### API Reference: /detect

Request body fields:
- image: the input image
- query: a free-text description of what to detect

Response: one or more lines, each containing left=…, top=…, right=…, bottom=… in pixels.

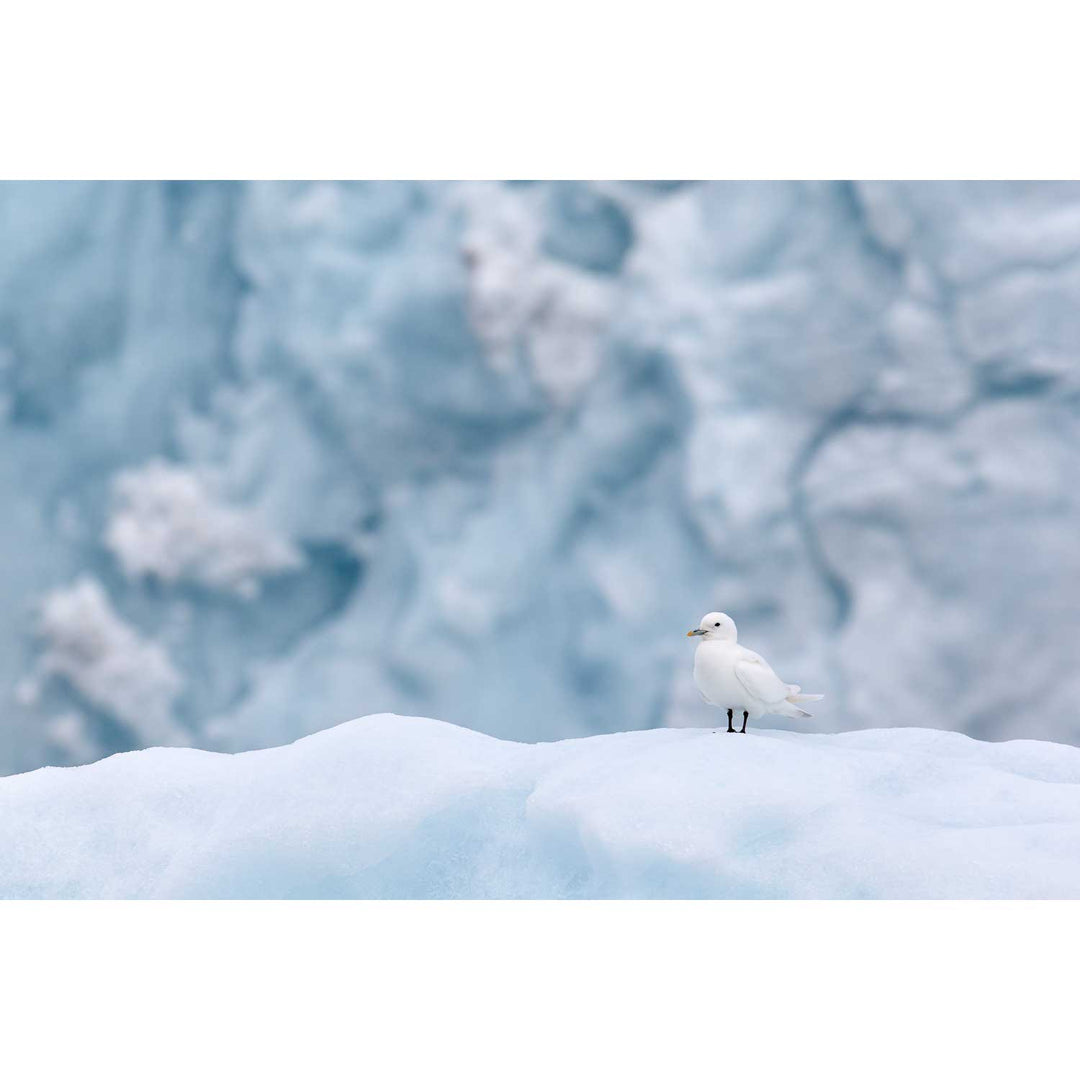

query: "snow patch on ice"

left=29, top=577, right=188, bottom=748
left=105, top=460, right=303, bottom=598
left=458, top=182, right=614, bottom=403
left=44, top=711, right=100, bottom=765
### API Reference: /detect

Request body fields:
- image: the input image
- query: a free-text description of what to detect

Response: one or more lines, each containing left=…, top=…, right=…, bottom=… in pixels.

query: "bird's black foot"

left=726, top=708, right=735, bottom=733
left=741, top=711, right=749, bottom=734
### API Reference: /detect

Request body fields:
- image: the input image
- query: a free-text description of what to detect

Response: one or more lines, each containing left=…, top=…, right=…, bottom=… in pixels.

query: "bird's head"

left=687, top=612, right=737, bottom=642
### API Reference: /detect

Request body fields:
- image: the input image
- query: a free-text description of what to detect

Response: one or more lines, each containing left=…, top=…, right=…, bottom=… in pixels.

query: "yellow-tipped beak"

left=687, top=630, right=694, bottom=636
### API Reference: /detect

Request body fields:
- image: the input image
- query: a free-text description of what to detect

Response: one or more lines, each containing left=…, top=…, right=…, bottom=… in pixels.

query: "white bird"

left=687, top=612, right=823, bottom=733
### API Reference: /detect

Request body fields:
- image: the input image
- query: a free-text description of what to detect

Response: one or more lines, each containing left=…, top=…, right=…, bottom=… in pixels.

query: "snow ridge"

left=2, top=714, right=1079, bottom=900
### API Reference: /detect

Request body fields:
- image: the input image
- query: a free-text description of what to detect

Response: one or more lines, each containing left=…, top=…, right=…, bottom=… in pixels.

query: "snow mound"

left=2, top=714, right=1079, bottom=899
left=21, top=577, right=188, bottom=749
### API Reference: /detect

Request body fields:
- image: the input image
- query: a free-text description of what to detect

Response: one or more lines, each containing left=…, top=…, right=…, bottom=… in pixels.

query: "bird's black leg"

left=741, top=711, right=749, bottom=734
left=726, top=708, right=735, bottom=734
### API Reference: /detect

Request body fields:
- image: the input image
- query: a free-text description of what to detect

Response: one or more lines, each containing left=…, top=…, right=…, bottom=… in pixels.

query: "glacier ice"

left=2, top=714, right=1079, bottom=900
left=1, top=180, right=1080, bottom=773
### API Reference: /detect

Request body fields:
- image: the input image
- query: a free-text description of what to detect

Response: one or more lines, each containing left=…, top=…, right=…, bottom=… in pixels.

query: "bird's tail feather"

left=779, top=690, right=823, bottom=720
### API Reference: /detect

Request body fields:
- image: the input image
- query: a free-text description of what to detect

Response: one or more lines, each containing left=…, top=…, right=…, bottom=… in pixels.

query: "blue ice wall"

left=2, top=181, right=1079, bottom=772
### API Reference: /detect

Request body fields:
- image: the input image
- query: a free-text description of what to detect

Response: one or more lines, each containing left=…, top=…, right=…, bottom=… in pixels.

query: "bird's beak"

left=687, top=629, right=705, bottom=636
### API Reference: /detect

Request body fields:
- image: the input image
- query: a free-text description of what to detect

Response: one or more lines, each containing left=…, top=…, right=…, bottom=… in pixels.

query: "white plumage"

left=687, top=612, right=822, bottom=733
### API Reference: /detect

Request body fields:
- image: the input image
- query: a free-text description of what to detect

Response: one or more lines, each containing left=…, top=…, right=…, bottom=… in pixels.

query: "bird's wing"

left=733, top=648, right=790, bottom=705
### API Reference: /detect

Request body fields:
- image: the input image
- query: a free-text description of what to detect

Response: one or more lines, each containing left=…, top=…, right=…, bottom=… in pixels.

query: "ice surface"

left=2, top=180, right=1080, bottom=773
left=2, top=713, right=1079, bottom=900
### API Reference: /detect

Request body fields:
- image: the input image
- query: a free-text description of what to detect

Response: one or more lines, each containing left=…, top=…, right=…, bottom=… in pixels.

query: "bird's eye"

left=714, top=622, right=720, bottom=627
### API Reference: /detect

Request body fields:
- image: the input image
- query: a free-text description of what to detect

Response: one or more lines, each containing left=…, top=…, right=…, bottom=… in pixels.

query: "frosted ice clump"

left=105, top=459, right=302, bottom=598
left=27, top=577, right=188, bottom=748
